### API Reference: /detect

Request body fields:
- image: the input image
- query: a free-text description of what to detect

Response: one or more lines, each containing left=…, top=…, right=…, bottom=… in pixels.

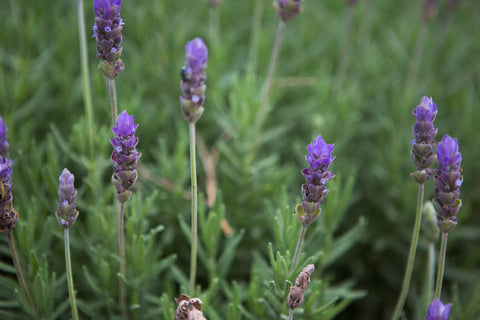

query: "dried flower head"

left=110, top=110, right=141, bottom=203
left=274, top=0, right=304, bottom=22
left=175, top=294, right=207, bottom=320
left=56, top=168, right=79, bottom=229
left=411, top=96, right=438, bottom=184
left=288, top=264, right=315, bottom=310
left=296, top=135, right=335, bottom=226
left=425, top=298, right=452, bottom=320
left=180, top=38, right=208, bottom=123
left=423, top=0, right=439, bottom=23
left=433, top=134, right=462, bottom=233
left=0, top=158, right=17, bottom=233
left=93, top=0, right=125, bottom=79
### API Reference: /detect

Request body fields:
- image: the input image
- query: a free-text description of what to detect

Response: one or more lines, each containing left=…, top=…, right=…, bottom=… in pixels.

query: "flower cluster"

left=0, top=118, right=17, bottom=233
left=274, top=0, right=304, bottom=22
left=180, top=38, right=208, bottom=124
left=174, top=294, right=206, bottom=320
left=425, top=299, right=452, bottom=320
left=411, top=96, right=438, bottom=184
left=296, top=135, right=335, bottom=226
left=93, top=0, right=125, bottom=79
left=433, top=134, right=462, bottom=233
left=56, top=169, right=79, bottom=229
left=288, top=264, right=315, bottom=310
left=110, top=110, right=141, bottom=203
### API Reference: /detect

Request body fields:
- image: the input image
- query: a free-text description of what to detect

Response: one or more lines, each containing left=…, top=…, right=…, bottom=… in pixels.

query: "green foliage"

left=0, top=0, right=479, bottom=319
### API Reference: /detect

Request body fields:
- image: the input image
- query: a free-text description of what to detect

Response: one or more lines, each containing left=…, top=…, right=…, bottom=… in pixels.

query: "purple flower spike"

left=93, top=0, right=125, bottom=79
left=0, top=118, right=17, bottom=234
left=425, top=299, right=452, bottom=320
left=56, top=169, right=79, bottom=229
left=180, top=38, right=208, bottom=123
left=110, top=110, right=141, bottom=203
left=0, top=117, right=9, bottom=159
left=411, top=96, right=438, bottom=184
left=274, top=0, right=304, bottom=22
left=433, top=134, right=462, bottom=233
left=296, top=135, right=335, bottom=226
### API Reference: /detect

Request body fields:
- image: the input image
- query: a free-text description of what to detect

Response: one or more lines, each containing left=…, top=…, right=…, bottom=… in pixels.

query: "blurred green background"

left=1, top=0, right=479, bottom=319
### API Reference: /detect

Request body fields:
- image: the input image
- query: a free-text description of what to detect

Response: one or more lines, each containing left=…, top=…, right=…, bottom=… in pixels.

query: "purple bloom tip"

left=94, top=0, right=121, bottom=15
left=414, top=96, right=438, bottom=123
left=185, top=38, right=208, bottom=71
left=425, top=299, right=452, bottom=320
left=0, top=117, right=9, bottom=159
left=437, top=134, right=462, bottom=170
left=112, top=110, right=139, bottom=137
left=305, top=135, right=335, bottom=171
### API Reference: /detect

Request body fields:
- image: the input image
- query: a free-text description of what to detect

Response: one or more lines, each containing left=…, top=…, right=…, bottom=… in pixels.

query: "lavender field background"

left=1, top=0, right=480, bottom=319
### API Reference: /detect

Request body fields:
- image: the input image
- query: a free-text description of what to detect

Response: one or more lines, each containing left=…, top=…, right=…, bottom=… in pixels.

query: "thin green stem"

left=64, top=229, right=80, bottom=320
left=391, top=183, right=425, bottom=320
left=256, top=20, right=285, bottom=133
left=109, top=79, right=118, bottom=126
left=246, top=0, right=264, bottom=74
left=434, top=232, right=448, bottom=299
left=76, top=0, right=95, bottom=161
left=189, top=122, right=198, bottom=296
left=291, top=224, right=308, bottom=273
left=118, top=201, right=127, bottom=318
left=7, top=232, right=35, bottom=315
left=288, top=308, right=294, bottom=320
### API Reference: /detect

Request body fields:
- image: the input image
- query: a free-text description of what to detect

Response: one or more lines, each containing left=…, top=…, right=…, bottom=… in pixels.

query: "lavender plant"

left=425, top=299, right=452, bottom=320
left=93, top=0, right=125, bottom=125
left=292, top=135, right=335, bottom=270
left=0, top=117, right=35, bottom=314
left=392, top=96, right=438, bottom=320
left=179, top=37, right=208, bottom=296
left=56, top=168, right=80, bottom=320
left=433, top=134, right=462, bottom=299
left=110, top=109, right=141, bottom=317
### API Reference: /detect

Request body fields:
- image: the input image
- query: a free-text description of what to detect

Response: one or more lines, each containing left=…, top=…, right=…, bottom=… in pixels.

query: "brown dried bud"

left=287, top=264, right=315, bottom=310
left=175, top=294, right=207, bottom=320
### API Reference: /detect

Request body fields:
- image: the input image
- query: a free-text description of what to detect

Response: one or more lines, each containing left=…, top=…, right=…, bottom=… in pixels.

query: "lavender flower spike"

left=425, top=299, right=452, bottom=320
left=180, top=38, right=208, bottom=123
left=296, top=135, right=335, bottom=226
left=433, top=134, right=462, bottom=233
left=56, top=169, right=79, bottom=229
left=411, top=96, right=438, bottom=184
left=274, top=0, right=304, bottom=22
left=93, top=0, right=125, bottom=79
left=110, top=110, right=141, bottom=203
left=0, top=118, right=17, bottom=233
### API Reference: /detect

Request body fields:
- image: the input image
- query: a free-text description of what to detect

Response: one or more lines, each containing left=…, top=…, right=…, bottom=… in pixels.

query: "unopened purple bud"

left=433, top=135, right=462, bottom=233
left=0, top=157, right=17, bottom=233
left=425, top=299, right=452, bottom=320
left=0, top=117, right=9, bottom=159
left=93, top=0, right=125, bottom=79
left=274, top=0, right=304, bottom=22
left=56, top=168, right=79, bottom=229
left=305, top=136, right=335, bottom=172
left=411, top=96, right=438, bottom=183
left=110, top=110, right=141, bottom=203
left=180, top=38, right=208, bottom=123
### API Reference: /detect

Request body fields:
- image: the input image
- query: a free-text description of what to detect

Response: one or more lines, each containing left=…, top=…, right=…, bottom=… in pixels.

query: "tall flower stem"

left=434, top=232, right=448, bottom=299
left=6, top=232, right=35, bottom=314
left=391, top=183, right=425, bottom=320
left=64, top=229, right=80, bottom=320
left=109, top=79, right=118, bottom=127
left=118, top=202, right=127, bottom=318
left=76, top=0, right=95, bottom=161
left=189, top=122, right=198, bottom=296
left=256, top=21, right=285, bottom=133
left=291, top=224, right=307, bottom=273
